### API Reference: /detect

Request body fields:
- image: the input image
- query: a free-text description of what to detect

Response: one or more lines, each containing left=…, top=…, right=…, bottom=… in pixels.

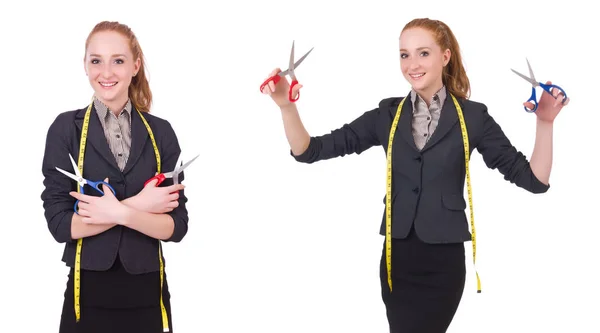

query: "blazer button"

left=412, top=187, right=419, bottom=194
left=415, top=156, right=422, bottom=162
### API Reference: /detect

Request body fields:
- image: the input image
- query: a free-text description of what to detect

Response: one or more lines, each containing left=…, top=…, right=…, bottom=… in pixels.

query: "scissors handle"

left=524, top=86, right=539, bottom=112
left=289, top=79, right=300, bottom=102
left=524, top=83, right=568, bottom=113
left=73, top=181, right=116, bottom=215
left=144, top=173, right=167, bottom=187
left=260, top=74, right=281, bottom=93
left=539, top=82, right=568, bottom=103
left=90, top=180, right=116, bottom=194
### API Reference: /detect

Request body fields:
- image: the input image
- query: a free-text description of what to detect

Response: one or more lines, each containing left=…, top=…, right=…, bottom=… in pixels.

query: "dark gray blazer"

left=292, top=94, right=549, bottom=244
left=40, top=105, right=189, bottom=273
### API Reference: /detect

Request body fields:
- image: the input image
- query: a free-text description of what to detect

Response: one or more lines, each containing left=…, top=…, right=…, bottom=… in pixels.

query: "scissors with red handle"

left=144, top=154, right=199, bottom=187
left=259, top=41, right=314, bottom=102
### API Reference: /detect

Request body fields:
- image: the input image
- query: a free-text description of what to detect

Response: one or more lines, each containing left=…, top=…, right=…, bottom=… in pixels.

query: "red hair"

left=402, top=18, right=470, bottom=100
left=85, top=21, right=153, bottom=112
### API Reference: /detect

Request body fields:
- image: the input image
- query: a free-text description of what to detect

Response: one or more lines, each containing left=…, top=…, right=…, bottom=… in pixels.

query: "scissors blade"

left=292, top=47, right=314, bottom=69
left=526, top=58, right=536, bottom=82
left=161, top=171, right=174, bottom=178
left=177, top=154, right=200, bottom=173
left=288, top=40, right=296, bottom=79
left=511, top=69, right=537, bottom=86
left=69, top=153, right=81, bottom=177
left=55, top=167, right=85, bottom=185
left=278, top=43, right=313, bottom=78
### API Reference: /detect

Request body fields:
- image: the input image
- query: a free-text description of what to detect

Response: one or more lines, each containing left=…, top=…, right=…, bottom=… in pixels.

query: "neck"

left=97, top=96, right=129, bottom=116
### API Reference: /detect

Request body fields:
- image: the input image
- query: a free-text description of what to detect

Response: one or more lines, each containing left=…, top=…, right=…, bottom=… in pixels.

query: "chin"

left=410, top=81, right=429, bottom=93
left=95, top=88, right=124, bottom=102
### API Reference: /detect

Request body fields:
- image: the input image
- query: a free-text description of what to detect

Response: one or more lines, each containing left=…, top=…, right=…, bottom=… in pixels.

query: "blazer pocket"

left=441, top=193, right=467, bottom=211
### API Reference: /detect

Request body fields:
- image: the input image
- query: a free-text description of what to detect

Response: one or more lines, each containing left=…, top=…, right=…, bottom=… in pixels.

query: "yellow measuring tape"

left=385, top=94, right=481, bottom=293
left=75, top=100, right=170, bottom=331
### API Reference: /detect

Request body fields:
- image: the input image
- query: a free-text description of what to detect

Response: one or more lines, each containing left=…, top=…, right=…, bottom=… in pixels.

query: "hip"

left=381, top=226, right=466, bottom=276
left=63, top=255, right=170, bottom=308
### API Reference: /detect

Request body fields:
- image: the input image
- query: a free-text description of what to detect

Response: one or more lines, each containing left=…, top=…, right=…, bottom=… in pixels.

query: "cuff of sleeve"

left=55, top=211, right=75, bottom=243
left=531, top=175, right=551, bottom=194
left=164, top=213, right=188, bottom=243
left=290, top=137, right=316, bottom=163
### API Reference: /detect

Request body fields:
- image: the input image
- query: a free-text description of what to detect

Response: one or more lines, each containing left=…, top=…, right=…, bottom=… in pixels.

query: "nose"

left=101, top=63, right=113, bottom=79
left=408, top=60, right=420, bottom=71
left=401, top=57, right=419, bottom=72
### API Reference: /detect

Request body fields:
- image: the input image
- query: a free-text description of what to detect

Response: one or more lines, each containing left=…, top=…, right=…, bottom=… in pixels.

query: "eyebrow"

left=89, top=53, right=128, bottom=58
left=399, top=47, right=431, bottom=52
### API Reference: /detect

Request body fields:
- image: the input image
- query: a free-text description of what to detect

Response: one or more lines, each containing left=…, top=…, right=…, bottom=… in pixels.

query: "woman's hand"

left=261, top=68, right=303, bottom=108
left=69, top=178, right=127, bottom=225
left=129, top=179, right=184, bottom=214
left=526, top=81, right=570, bottom=123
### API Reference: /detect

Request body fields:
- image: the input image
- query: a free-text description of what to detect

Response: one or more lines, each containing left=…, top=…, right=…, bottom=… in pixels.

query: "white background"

left=1, top=0, right=598, bottom=332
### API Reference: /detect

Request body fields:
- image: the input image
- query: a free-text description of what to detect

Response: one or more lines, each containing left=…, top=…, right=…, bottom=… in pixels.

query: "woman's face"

left=399, top=27, right=450, bottom=101
left=84, top=30, right=140, bottom=109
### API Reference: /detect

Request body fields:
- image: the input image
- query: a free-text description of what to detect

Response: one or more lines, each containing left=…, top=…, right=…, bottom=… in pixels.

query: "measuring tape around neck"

left=385, top=94, right=481, bottom=293
left=75, top=101, right=170, bottom=332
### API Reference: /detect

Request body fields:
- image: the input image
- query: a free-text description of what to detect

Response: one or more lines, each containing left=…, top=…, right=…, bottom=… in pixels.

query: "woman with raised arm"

left=261, top=18, right=568, bottom=333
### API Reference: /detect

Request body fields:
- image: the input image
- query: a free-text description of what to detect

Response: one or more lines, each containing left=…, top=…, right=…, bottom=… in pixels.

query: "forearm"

left=529, top=119, right=554, bottom=185
left=71, top=213, right=116, bottom=240
left=121, top=206, right=175, bottom=240
left=121, top=196, right=142, bottom=210
left=280, top=104, right=311, bottom=156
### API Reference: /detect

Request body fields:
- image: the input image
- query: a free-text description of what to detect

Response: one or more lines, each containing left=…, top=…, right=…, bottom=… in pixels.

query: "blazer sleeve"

left=475, top=106, right=550, bottom=194
left=159, top=120, right=189, bottom=243
left=292, top=107, right=381, bottom=163
left=40, top=113, right=77, bottom=243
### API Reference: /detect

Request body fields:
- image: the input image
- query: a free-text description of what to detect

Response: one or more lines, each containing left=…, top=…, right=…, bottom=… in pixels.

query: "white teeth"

left=410, top=73, right=424, bottom=78
left=100, top=82, right=117, bottom=87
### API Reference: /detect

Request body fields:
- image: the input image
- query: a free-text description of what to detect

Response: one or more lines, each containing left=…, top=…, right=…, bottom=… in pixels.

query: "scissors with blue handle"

left=511, top=58, right=568, bottom=113
left=55, top=153, right=116, bottom=215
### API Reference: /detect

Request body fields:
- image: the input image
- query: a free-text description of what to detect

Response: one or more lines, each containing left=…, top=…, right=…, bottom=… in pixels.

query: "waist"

left=61, top=226, right=164, bottom=273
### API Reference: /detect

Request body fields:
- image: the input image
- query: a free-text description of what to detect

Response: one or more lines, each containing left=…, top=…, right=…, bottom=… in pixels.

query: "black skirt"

left=380, top=226, right=466, bottom=333
left=59, top=256, right=173, bottom=333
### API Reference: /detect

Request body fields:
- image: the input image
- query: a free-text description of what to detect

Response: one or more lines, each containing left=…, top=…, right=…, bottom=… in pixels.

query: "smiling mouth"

left=99, top=82, right=117, bottom=88
left=409, top=73, right=425, bottom=79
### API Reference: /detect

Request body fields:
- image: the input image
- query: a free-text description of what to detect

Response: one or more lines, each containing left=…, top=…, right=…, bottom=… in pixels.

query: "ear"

left=133, top=57, right=141, bottom=75
left=442, top=48, right=451, bottom=66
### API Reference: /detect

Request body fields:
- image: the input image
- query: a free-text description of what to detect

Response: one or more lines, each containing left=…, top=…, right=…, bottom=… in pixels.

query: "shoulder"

left=374, top=96, right=412, bottom=120
left=46, top=106, right=87, bottom=136
left=137, top=111, right=178, bottom=138
left=378, top=96, right=406, bottom=109
left=53, top=106, right=87, bottom=123
left=458, top=98, right=488, bottom=114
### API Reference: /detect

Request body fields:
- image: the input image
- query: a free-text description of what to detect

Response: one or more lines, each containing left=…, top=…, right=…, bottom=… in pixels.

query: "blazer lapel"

left=420, top=95, right=459, bottom=152
left=393, top=95, right=419, bottom=152
left=122, top=107, right=149, bottom=175
left=74, top=106, right=120, bottom=170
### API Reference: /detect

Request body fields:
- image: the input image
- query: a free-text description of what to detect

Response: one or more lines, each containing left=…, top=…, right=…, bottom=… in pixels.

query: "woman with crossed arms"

left=41, top=21, right=189, bottom=333
left=261, top=18, right=569, bottom=333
